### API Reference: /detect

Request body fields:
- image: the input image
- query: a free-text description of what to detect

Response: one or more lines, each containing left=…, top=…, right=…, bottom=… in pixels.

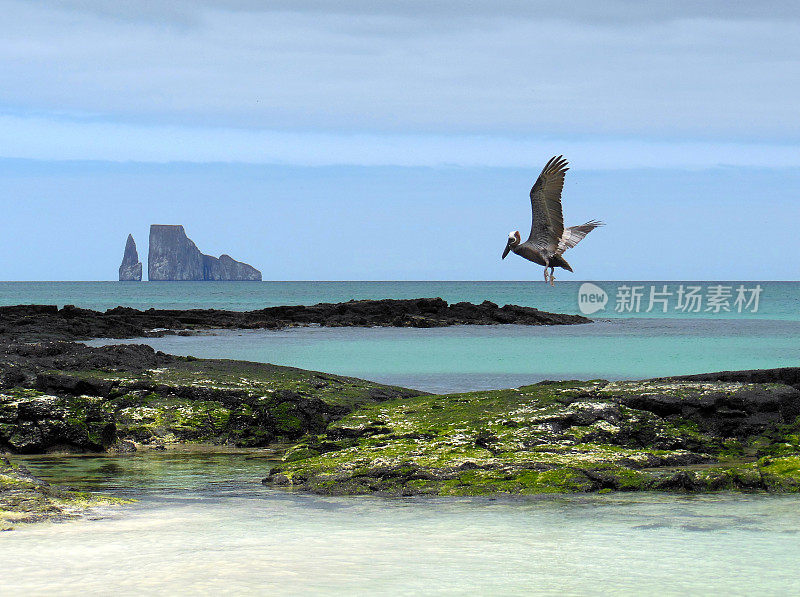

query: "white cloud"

left=0, top=0, right=799, bottom=142
left=1, top=113, right=799, bottom=168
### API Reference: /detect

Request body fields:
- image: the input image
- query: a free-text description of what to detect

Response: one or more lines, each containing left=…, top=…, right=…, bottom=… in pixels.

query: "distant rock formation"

left=118, top=234, right=142, bottom=281
left=147, top=225, right=261, bottom=281
left=203, top=254, right=263, bottom=281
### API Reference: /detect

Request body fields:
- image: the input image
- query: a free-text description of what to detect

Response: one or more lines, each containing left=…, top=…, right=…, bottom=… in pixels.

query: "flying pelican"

left=502, top=156, right=603, bottom=285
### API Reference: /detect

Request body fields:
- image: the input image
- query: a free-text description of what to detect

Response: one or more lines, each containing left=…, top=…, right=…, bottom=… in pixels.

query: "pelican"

left=502, top=156, right=603, bottom=285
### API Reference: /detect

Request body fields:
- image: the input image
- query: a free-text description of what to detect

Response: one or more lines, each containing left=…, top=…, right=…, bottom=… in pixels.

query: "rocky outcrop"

left=203, top=254, right=262, bottom=281
left=4, top=335, right=800, bottom=495
left=148, top=224, right=261, bottom=281
left=0, top=299, right=590, bottom=342
left=600, top=380, right=800, bottom=438
left=0, top=341, right=423, bottom=453
left=148, top=225, right=204, bottom=281
left=118, top=234, right=142, bottom=281
left=263, top=379, right=800, bottom=496
left=665, top=368, right=800, bottom=391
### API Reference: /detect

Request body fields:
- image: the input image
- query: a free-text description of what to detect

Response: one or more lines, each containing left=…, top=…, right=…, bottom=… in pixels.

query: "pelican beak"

left=502, top=242, right=511, bottom=259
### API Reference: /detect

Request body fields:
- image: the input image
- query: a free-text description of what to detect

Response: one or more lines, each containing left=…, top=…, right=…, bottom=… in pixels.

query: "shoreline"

left=2, top=299, right=800, bottom=527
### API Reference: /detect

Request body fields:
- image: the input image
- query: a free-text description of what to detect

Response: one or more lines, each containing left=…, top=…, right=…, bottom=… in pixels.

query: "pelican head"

left=502, top=230, right=521, bottom=259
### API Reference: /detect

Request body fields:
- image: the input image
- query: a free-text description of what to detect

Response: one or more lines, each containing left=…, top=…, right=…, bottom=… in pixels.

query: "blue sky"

left=0, top=1, right=798, bottom=280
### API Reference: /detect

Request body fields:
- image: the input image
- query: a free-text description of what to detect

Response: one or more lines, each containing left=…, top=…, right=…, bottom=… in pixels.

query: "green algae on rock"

left=0, top=343, right=423, bottom=452
left=6, top=340, right=800, bottom=497
left=0, top=455, right=126, bottom=530
left=263, top=380, right=800, bottom=496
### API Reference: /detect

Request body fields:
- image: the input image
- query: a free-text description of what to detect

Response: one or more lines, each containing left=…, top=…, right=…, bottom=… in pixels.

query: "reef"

left=0, top=341, right=423, bottom=453
left=4, top=338, right=800, bottom=495
left=0, top=298, right=590, bottom=343
left=263, top=377, right=800, bottom=496
left=148, top=224, right=261, bottom=281
left=4, top=302, right=800, bottom=497
left=0, top=455, right=124, bottom=530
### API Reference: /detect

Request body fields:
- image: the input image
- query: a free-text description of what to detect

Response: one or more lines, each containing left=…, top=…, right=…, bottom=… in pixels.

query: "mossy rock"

left=759, top=456, right=800, bottom=492
left=0, top=356, right=423, bottom=452
left=0, top=456, right=129, bottom=529
left=266, top=380, right=800, bottom=496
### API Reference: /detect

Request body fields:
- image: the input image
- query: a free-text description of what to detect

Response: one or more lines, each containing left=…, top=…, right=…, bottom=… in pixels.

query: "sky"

left=0, top=0, right=798, bottom=280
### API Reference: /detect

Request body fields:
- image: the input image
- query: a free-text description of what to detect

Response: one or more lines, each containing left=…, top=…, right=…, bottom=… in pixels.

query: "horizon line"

left=0, top=280, right=796, bottom=284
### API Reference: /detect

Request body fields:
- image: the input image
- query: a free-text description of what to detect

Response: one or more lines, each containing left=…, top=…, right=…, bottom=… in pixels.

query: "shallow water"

left=90, top=318, right=800, bottom=393
left=5, top=454, right=800, bottom=596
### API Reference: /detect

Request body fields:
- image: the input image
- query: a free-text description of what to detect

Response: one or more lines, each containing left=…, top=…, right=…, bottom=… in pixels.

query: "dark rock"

left=650, top=470, right=703, bottom=492
left=263, top=472, right=291, bottom=486
left=603, top=381, right=800, bottom=438
left=118, top=234, right=142, bottom=281
left=0, top=298, right=589, bottom=342
left=0, top=341, right=175, bottom=373
left=148, top=224, right=261, bottom=281
left=474, top=429, right=499, bottom=451
left=665, top=367, right=800, bottom=390
left=35, top=373, right=115, bottom=397
left=7, top=422, right=44, bottom=452
left=203, top=254, right=262, bottom=281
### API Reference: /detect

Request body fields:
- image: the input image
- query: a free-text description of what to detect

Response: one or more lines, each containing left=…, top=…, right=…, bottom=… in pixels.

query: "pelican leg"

left=549, top=267, right=556, bottom=286
left=543, top=267, right=549, bottom=284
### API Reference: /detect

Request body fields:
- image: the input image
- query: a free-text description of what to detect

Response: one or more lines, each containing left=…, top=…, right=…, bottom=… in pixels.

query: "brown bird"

left=502, top=156, right=603, bottom=285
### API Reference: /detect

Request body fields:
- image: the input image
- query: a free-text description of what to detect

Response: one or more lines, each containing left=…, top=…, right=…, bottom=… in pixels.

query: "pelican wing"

left=556, top=220, right=604, bottom=255
left=528, top=155, right=568, bottom=253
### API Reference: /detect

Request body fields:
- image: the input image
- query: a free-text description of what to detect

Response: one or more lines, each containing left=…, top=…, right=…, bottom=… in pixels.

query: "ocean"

left=2, top=280, right=796, bottom=393
left=1, top=280, right=797, bottom=319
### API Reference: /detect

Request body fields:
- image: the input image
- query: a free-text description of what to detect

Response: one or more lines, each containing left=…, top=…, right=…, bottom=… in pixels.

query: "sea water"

left=89, top=319, right=800, bottom=393
left=1, top=280, right=798, bottom=319
left=3, top=281, right=800, bottom=594
left=3, top=280, right=799, bottom=392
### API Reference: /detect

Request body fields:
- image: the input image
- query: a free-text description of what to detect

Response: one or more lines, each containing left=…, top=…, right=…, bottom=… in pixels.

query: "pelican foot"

left=543, top=269, right=549, bottom=284
left=550, top=273, right=556, bottom=286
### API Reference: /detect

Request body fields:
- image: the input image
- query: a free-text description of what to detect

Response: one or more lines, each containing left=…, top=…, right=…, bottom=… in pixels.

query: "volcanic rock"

left=147, top=224, right=261, bottom=281
left=118, top=234, right=142, bottom=281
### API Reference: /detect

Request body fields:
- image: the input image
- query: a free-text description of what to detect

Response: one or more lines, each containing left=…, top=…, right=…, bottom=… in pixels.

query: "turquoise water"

left=1, top=280, right=798, bottom=319
left=5, top=280, right=799, bottom=391
left=90, top=320, right=800, bottom=393
left=5, top=453, right=800, bottom=596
